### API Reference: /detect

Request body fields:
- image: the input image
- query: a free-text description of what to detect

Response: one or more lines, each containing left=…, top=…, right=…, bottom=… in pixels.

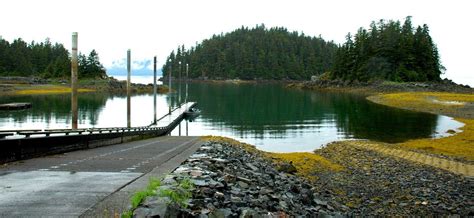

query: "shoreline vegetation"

left=0, top=76, right=170, bottom=96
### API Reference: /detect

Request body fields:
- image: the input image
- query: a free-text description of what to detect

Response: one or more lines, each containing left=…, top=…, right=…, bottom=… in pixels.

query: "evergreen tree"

left=332, top=17, right=443, bottom=82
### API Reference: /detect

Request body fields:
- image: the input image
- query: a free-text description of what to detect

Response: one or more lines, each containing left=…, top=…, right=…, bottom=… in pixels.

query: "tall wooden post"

left=71, top=32, right=78, bottom=130
left=186, top=63, right=189, bottom=78
left=169, top=65, right=172, bottom=114
left=185, top=63, right=189, bottom=105
left=178, top=61, right=181, bottom=105
left=153, top=56, right=157, bottom=124
left=127, top=49, right=131, bottom=128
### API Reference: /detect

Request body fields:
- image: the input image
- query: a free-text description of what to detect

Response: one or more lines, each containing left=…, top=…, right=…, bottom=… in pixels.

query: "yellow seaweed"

left=368, top=92, right=474, bottom=162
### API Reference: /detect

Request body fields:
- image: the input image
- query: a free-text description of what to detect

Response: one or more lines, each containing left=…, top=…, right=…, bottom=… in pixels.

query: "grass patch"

left=160, top=178, right=193, bottom=208
left=122, top=177, right=193, bottom=218
left=122, top=177, right=161, bottom=218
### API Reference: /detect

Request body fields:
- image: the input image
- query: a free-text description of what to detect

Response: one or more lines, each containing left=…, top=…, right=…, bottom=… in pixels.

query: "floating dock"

left=0, top=102, right=32, bottom=110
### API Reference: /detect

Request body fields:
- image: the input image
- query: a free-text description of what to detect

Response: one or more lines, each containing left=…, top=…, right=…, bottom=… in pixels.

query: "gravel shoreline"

left=132, top=139, right=473, bottom=217
left=314, top=141, right=473, bottom=216
left=134, top=141, right=342, bottom=217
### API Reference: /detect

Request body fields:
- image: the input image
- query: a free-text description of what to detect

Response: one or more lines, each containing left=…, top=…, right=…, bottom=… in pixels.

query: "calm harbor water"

left=0, top=77, right=463, bottom=152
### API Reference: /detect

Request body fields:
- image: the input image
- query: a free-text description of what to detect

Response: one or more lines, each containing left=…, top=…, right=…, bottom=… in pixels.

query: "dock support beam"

left=71, top=32, right=78, bottom=130
left=127, top=49, right=131, bottom=128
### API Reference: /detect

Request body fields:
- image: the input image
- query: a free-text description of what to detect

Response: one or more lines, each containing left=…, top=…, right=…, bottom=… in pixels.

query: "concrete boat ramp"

left=0, top=136, right=203, bottom=217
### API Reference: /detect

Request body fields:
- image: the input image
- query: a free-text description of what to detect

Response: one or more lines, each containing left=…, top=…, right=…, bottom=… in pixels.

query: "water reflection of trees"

left=0, top=93, right=109, bottom=128
left=183, top=82, right=438, bottom=142
left=320, top=93, right=438, bottom=142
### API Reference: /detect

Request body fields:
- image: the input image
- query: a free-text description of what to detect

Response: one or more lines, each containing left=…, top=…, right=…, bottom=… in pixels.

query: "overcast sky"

left=1, top=0, right=473, bottom=85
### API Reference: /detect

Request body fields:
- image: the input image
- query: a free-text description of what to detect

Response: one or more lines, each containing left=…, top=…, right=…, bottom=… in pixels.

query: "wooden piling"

left=153, top=56, right=157, bottom=124
left=127, top=49, right=131, bottom=128
left=71, top=32, right=78, bottom=129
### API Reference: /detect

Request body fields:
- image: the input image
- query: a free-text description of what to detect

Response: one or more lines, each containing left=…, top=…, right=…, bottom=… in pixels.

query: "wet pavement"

left=0, top=136, right=202, bottom=217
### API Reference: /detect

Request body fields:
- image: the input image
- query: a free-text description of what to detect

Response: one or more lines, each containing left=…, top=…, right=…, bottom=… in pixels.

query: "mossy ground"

left=369, top=92, right=474, bottom=109
left=13, top=84, right=95, bottom=95
left=1, top=78, right=170, bottom=96
left=267, top=152, right=344, bottom=182
left=367, top=92, right=474, bottom=162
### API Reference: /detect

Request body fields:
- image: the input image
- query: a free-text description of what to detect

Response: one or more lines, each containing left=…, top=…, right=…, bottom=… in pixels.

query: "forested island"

left=163, top=24, right=338, bottom=80
left=163, top=17, right=444, bottom=83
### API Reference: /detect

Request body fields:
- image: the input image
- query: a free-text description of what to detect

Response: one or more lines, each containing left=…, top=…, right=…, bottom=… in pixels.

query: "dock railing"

left=0, top=102, right=197, bottom=164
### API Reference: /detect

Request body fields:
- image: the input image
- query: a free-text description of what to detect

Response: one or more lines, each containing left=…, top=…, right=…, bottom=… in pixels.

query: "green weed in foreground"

left=159, top=178, right=193, bottom=208
left=122, top=177, right=194, bottom=217
left=122, top=177, right=161, bottom=218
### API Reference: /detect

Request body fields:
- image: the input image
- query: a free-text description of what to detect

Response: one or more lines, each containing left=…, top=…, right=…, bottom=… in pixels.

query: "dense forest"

left=162, top=25, right=338, bottom=80
left=0, top=37, right=106, bottom=79
left=163, top=18, right=444, bottom=82
left=332, top=16, right=444, bottom=82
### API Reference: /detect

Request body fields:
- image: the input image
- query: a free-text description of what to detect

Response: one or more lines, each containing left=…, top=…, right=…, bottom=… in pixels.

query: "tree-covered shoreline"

left=0, top=37, right=106, bottom=79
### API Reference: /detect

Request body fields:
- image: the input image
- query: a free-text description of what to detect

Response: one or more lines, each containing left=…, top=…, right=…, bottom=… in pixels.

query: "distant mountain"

left=106, top=58, right=162, bottom=76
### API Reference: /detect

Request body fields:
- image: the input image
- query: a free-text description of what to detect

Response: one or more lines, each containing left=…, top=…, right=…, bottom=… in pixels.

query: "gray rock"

left=133, top=207, right=150, bottom=217
left=211, top=158, right=229, bottom=163
left=245, top=163, right=259, bottom=171
left=237, top=181, right=249, bottom=189
left=142, top=196, right=170, bottom=207
left=279, top=201, right=288, bottom=209
left=314, top=198, right=328, bottom=206
left=240, top=209, right=260, bottom=218
left=208, top=208, right=233, bottom=218
left=191, top=170, right=204, bottom=177
left=161, top=177, right=177, bottom=185
left=209, top=180, right=224, bottom=188
left=148, top=201, right=169, bottom=217
left=214, top=191, right=225, bottom=199
left=192, top=179, right=209, bottom=186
